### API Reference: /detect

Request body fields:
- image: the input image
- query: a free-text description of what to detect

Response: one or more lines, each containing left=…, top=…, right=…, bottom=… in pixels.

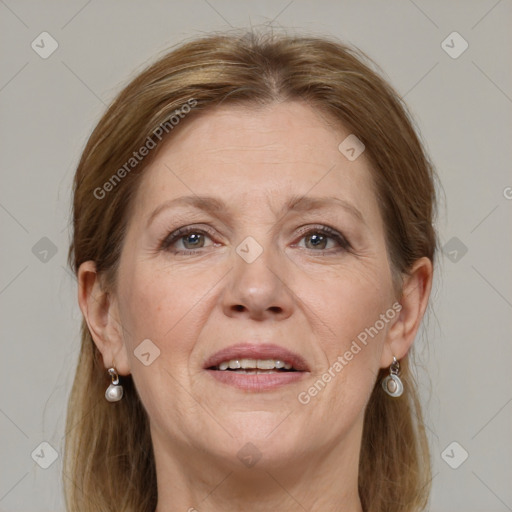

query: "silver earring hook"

left=107, top=367, right=119, bottom=386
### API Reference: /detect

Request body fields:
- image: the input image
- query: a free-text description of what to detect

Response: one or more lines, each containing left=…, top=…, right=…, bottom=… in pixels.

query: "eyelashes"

left=294, top=224, right=351, bottom=252
left=159, top=224, right=352, bottom=255
left=159, top=225, right=218, bottom=253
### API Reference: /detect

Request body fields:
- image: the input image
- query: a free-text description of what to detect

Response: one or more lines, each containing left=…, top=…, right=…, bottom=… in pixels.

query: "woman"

left=66, top=30, right=437, bottom=512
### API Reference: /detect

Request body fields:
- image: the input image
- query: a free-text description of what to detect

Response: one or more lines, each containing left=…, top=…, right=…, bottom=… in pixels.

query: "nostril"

left=228, top=304, right=284, bottom=315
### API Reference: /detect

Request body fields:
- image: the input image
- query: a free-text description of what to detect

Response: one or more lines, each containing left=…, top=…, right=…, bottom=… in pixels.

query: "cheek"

left=116, top=260, right=227, bottom=400
left=118, top=261, right=219, bottom=343
left=299, top=258, right=394, bottom=346
left=295, top=262, right=393, bottom=408
left=116, top=265, right=210, bottom=424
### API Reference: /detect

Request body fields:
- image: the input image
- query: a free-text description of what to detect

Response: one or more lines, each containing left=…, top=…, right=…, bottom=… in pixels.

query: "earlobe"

left=77, top=261, right=131, bottom=375
left=381, top=257, right=433, bottom=367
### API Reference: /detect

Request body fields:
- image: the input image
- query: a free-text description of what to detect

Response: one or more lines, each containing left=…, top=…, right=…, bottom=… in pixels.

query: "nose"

left=221, top=243, right=294, bottom=321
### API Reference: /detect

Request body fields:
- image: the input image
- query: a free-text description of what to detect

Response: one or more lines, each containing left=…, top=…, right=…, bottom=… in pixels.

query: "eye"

left=295, top=225, right=350, bottom=252
left=303, top=232, right=331, bottom=250
left=160, top=226, right=216, bottom=254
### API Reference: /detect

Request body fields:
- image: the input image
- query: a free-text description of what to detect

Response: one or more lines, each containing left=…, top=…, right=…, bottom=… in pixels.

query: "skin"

left=78, top=100, right=432, bottom=512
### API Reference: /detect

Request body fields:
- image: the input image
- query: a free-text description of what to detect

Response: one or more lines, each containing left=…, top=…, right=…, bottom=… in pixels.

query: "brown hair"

left=65, top=29, right=437, bottom=512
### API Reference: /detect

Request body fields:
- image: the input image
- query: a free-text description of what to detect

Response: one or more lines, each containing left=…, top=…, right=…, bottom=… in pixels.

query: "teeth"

left=216, top=359, right=294, bottom=371
left=231, top=370, right=281, bottom=374
left=256, top=359, right=275, bottom=369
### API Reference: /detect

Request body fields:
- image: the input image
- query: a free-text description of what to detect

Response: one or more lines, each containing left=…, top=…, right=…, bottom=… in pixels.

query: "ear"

left=380, top=256, right=433, bottom=367
left=77, top=261, right=131, bottom=375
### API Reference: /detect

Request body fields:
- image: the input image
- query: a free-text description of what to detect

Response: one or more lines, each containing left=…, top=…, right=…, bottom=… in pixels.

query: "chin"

left=203, top=413, right=307, bottom=467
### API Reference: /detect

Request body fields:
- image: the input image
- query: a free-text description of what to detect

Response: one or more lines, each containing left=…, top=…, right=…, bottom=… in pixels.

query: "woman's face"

left=110, top=101, right=401, bottom=471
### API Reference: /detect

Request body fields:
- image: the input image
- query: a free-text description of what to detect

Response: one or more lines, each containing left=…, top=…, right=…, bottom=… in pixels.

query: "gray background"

left=1, top=1, right=511, bottom=511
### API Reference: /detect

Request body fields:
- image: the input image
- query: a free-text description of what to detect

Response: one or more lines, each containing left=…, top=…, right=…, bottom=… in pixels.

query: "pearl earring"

left=381, top=356, right=404, bottom=397
left=105, top=367, right=124, bottom=402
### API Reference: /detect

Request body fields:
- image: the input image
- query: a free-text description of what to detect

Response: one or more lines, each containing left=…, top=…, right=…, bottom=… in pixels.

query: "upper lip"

left=204, top=343, right=310, bottom=371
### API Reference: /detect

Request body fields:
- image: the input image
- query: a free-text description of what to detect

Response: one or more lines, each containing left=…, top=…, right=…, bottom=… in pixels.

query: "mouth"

left=204, top=343, right=309, bottom=392
left=212, top=358, right=296, bottom=373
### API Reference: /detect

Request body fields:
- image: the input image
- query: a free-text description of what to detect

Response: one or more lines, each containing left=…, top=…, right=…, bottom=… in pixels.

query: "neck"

left=153, top=422, right=365, bottom=512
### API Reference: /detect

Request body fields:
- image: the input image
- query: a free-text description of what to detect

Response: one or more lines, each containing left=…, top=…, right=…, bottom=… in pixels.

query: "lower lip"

left=205, top=369, right=307, bottom=391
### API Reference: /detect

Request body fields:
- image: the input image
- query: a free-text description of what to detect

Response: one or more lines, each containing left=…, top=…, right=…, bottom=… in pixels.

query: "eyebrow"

left=283, top=195, right=365, bottom=224
left=146, top=194, right=365, bottom=227
left=146, top=196, right=226, bottom=227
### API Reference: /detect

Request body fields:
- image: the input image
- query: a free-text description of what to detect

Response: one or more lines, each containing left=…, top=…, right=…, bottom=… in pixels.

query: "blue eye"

left=161, top=227, right=215, bottom=253
left=304, top=232, right=331, bottom=250
left=180, top=232, right=207, bottom=249
left=160, top=224, right=350, bottom=255
left=296, top=226, right=350, bottom=252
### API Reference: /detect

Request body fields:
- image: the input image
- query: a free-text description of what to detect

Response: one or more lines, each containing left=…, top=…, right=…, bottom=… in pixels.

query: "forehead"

left=132, top=101, right=377, bottom=218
